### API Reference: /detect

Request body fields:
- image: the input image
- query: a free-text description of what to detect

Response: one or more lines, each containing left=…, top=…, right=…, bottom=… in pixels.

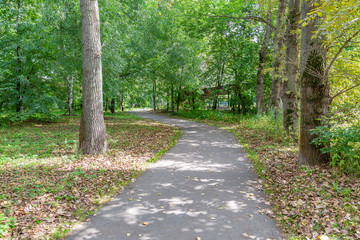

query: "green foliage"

left=174, top=109, right=291, bottom=143
left=0, top=214, right=16, bottom=238
left=312, top=124, right=360, bottom=176
left=174, top=109, right=239, bottom=122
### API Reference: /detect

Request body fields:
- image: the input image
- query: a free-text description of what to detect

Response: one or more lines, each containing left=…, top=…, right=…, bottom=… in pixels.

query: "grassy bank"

left=0, top=112, right=180, bottom=239
left=168, top=109, right=360, bottom=240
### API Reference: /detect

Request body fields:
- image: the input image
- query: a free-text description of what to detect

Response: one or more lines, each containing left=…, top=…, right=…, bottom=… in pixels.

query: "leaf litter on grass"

left=167, top=112, right=360, bottom=240
left=227, top=126, right=360, bottom=240
left=0, top=112, right=178, bottom=239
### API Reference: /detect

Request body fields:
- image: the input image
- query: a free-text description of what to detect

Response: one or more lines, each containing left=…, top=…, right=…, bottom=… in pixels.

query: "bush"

left=173, top=109, right=240, bottom=123
left=173, top=109, right=292, bottom=144
left=0, top=111, right=59, bottom=126
left=312, top=124, right=360, bottom=175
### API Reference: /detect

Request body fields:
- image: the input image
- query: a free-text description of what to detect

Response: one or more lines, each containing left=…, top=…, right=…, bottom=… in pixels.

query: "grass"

left=165, top=109, right=360, bottom=240
left=0, top=111, right=179, bottom=239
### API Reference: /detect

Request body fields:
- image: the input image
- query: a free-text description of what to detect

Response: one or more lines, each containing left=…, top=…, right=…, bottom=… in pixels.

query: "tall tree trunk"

left=282, top=0, right=300, bottom=135
left=105, top=97, right=108, bottom=112
left=79, top=0, right=107, bottom=154
left=256, top=10, right=272, bottom=114
left=299, top=0, right=330, bottom=165
left=119, top=95, right=124, bottom=111
left=66, top=76, right=74, bottom=116
left=153, top=79, right=156, bottom=111
left=171, top=84, right=174, bottom=115
left=16, top=0, right=22, bottom=113
left=110, top=98, right=115, bottom=114
left=269, top=0, right=287, bottom=113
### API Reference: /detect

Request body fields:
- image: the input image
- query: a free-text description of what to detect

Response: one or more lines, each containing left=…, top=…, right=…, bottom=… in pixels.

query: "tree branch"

left=330, top=81, right=360, bottom=103
left=325, top=29, right=360, bottom=77
left=209, top=14, right=277, bottom=31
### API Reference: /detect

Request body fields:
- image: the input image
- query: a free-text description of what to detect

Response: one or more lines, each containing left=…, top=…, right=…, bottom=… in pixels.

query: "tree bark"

left=79, top=0, right=107, bottom=154
left=298, top=0, right=330, bottom=165
left=282, top=0, right=300, bottom=135
left=66, top=76, right=74, bottom=116
left=16, top=0, right=22, bottom=113
left=256, top=10, right=272, bottom=114
left=119, top=95, right=124, bottom=111
left=105, top=97, right=108, bottom=112
left=110, top=98, right=115, bottom=114
left=269, top=0, right=287, bottom=113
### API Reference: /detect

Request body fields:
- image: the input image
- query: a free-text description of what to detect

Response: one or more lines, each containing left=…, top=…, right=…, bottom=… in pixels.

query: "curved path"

left=68, top=110, right=283, bottom=240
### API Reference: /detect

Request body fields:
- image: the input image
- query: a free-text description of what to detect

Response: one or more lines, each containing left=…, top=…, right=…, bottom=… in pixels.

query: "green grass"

left=0, top=111, right=179, bottom=239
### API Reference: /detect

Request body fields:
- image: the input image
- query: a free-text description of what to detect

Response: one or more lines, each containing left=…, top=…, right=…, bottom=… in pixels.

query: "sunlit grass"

left=0, top=111, right=179, bottom=239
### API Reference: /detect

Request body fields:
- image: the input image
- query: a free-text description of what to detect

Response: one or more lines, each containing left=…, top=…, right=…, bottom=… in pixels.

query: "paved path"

left=68, top=111, right=283, bottom=240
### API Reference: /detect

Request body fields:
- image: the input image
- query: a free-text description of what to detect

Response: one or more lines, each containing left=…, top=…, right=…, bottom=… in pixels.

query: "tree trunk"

left=110, top=98, right=115, bottom=114
left=105, top=97, right=108, bottom=112
left=176, top=85, right=181, bottom=112
left=79, top=0, right=107, bottom=155
left=66, top=76, right=74, bottom=116
left=269, top=0, right=287, bottom=113
left=153, top=79, right=156, bottom=111
left=119, top=95, right=124, bottom=111
left=171, top=84, right=175, bottom=115
left=256, top=10, right=272, bottom=114
left=192, top=96, right=196, bottom=110
left=212, top=96, right=218, bottom=110
left=16, top=0, right=22, bottom=113
left=298, top=0, right=330, bottom=165
left=282, top=0, right=300, bottom=135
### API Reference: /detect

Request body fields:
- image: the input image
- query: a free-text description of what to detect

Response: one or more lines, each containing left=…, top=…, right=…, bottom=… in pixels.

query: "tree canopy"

left=1, top=0, right=360, bottom=167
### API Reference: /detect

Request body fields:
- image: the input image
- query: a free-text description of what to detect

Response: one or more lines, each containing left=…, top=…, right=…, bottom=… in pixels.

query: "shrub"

left=312, top=124, right=360, bottom=176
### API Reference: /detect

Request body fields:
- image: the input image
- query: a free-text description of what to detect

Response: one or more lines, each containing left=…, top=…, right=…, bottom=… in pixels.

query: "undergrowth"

left=169, top=109, right=360, bottom=240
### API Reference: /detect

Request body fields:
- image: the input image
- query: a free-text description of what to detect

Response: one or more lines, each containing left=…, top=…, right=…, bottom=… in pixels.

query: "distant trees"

left=256, top=10, right=272, bottom=114
left=282, top=0, right=300, bottom=136
left=1, top=0, right=359, bottom=164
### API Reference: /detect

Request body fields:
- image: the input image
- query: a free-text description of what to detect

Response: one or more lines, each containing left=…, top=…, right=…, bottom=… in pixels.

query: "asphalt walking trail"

left=68, top=110, right=283, bottom=240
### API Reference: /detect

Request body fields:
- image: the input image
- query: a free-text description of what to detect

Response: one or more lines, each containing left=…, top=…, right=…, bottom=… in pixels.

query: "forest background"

left=1, top=0, right=360, bottom=238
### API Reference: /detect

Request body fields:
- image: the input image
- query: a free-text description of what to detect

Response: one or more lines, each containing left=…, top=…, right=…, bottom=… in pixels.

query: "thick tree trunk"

left=299, top=0, right=330, bottom=165
left=256, top=11, right=272, bottom=114
left=110, top=98, right=115, bottom=114
left=282, top=0, right=300, bottom=135
left=79, top=0, right=107, bottom=154
left=66, top=76, right=74, bottom=116
left=270, top=0, right=287, bottom=112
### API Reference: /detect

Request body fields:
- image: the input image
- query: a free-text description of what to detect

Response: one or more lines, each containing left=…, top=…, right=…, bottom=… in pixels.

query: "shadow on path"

left=67, top=110, right=283, bottom=240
